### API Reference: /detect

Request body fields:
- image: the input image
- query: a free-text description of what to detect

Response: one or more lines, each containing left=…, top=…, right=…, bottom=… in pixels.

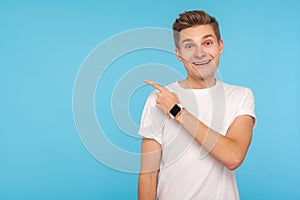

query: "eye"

left=204, top=40, right=213, bottom=46
left=185, top=43, right=195, bottom=49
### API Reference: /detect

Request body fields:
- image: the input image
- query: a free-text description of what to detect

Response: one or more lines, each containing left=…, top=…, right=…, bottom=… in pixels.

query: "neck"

left=180, top=77, right=216, bottom=89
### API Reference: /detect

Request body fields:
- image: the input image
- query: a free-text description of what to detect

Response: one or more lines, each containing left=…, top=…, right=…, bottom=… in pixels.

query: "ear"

left=175, top=48, right=183, bottom=62
left=219, top=39, right=224, bottom=54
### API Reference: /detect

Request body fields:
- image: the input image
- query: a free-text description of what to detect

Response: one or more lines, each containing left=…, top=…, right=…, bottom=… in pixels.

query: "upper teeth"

left=193, top=60, right=210, bottom=65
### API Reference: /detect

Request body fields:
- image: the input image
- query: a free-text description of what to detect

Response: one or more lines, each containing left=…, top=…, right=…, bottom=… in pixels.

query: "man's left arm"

left=175, top=109, right=254, bottom=170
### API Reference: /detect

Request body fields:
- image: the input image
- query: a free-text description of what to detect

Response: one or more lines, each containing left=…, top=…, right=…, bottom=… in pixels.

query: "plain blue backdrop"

left=1, top=0, right=300, bottom=199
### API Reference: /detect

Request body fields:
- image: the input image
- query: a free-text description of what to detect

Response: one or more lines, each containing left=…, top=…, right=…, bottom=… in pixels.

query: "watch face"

left=170, top=104, right=181, bottom=117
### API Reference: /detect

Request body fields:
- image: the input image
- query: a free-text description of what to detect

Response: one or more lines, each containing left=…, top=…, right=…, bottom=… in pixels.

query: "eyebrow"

left=181, top=38, right=194, bottom=44
left=181, top=34, right=215, bottom=44
left=202, top=34, right=215, bottom=39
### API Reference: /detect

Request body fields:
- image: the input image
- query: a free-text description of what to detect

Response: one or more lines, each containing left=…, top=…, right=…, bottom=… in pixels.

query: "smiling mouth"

left=192, top=60, right=212, bottom=66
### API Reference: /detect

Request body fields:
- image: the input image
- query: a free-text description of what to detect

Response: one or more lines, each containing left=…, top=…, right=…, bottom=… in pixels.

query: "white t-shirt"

left=138, top=80, right=256, bottom=200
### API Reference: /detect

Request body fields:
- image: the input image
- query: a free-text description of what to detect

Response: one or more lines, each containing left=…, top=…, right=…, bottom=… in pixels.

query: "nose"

left=194, top=45, right=207, bottom=59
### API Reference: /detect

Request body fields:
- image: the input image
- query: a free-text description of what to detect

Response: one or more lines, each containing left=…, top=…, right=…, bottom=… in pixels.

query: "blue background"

left=1, top=0, right=300, bottom=199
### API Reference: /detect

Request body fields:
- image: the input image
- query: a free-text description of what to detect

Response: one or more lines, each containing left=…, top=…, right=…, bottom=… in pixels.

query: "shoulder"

left=220, top=81, right=254, bottom=97
left=165, top=81, right=180, bottom=91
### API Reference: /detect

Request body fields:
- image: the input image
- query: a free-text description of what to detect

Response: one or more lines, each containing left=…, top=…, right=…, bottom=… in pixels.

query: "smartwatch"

left=169, top=104, right=183, bottom=119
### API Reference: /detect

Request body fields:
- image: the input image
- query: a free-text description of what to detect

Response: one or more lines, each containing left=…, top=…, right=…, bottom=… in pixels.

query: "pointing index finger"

left=144, top=80, right=165, bottom=92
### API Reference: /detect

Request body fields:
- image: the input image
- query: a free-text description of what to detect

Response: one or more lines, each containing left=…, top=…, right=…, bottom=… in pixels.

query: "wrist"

left=169, top=104, right=183, bottom=119
left=174, top=108, right=184, bottom=124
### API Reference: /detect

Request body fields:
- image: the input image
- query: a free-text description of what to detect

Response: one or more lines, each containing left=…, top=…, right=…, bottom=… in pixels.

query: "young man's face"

left=175, top=24, right=223, bottom=81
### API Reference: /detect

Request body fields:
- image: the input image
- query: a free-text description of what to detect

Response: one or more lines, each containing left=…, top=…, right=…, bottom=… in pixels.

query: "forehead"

left=179, top=24, right=216, bottom=41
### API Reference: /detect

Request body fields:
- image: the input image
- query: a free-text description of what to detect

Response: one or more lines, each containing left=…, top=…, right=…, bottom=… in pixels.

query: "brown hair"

left=172, top=10, right=221, bottom=48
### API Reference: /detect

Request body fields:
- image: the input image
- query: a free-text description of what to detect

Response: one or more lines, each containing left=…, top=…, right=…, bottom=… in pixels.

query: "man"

left=138, top=10, right=256, bottom=200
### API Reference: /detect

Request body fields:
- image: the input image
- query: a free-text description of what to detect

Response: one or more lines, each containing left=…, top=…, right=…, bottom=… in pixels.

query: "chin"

left=194, top=70, right=216, bottom=80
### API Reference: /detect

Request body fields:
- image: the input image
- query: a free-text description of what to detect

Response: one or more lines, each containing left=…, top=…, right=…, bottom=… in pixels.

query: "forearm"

left=138, top=172, right=158, bottom=200
left=175, top=109, right=251, bottom=170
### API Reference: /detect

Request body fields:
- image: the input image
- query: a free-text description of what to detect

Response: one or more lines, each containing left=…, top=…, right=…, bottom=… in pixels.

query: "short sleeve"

left=138, top=91, right=167, bottom=144
left=235, top=88, right=256, bottom=126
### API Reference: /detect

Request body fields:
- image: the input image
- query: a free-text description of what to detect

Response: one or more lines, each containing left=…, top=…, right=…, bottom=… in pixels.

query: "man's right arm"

left=138, top=138, right=162, bottom=200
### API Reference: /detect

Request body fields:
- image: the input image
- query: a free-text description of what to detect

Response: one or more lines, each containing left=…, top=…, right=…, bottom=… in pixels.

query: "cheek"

left=179, top=51, right=194, bottom=60
left=207, top=48, right=220, bottom=58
